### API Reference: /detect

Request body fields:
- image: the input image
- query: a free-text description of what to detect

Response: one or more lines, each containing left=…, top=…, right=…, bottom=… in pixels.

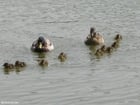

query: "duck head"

left=90, top=27, right=95, bottom=35
left=37, top=36, right=46, bottom=49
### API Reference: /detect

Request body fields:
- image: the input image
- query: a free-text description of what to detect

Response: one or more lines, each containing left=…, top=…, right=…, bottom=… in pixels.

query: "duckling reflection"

left=38, top=59, right=48, bottom=66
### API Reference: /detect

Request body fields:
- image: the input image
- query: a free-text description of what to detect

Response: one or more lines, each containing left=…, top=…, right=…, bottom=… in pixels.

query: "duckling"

left=100, top=45, right=106, bottom=52
left=111, top=41, right=119, bottom=48
left=114, top=34, right=122, bottom=41
left=39, top=59, right=48, bottom=66
left=95, top=49, right=104, bottom=56
left=15, top=61, right=26, bottom=68
left=3, top=63, right=14, bottom=69
left=106, top=47, right=113, bottom=53
left=58, top=52, right=67, bottom=62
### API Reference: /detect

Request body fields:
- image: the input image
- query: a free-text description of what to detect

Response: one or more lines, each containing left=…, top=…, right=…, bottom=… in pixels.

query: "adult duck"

left=85, top=27, right=104, bottom=45
left=31, top=36, right=54, bottom=52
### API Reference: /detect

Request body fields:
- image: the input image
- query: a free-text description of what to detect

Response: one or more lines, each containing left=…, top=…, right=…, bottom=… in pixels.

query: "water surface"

left=0, top=0, right=140, bottom=105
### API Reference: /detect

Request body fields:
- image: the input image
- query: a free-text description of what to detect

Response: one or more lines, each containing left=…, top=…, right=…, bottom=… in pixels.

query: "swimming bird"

left=114, top=34, right=122, bottom=41
left=106, top=46, right=113, bottom=53
left=31, top=36, right=54, bottom=52
left=58, top=52, right=67, bottom=62
left=3, top=63, right=14, bottom=69
left=100, top=45, right=106, bottom=52
left=85, top=27, right=104, bottom=45
left=15, top=61, right=26, bottom=68
left=111, top=41, right=119, bottom=48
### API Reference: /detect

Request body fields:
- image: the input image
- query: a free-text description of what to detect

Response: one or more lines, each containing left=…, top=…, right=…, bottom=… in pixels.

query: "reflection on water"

left=32, top=52, right=47, bottom=59
left=3, top=67, right=25, bottom=75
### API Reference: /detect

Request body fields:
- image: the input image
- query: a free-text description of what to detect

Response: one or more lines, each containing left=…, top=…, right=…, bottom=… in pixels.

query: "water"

left=0, top=0, right=140, bottom=105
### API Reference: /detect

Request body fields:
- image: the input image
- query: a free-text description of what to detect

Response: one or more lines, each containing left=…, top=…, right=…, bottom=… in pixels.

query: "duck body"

left=31, top=36, right=54, bottom=52
left=85, top=28, right=104, bottom=45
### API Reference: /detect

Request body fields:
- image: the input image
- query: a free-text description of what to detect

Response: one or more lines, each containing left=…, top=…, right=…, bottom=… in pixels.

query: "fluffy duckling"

left=3, top=63, right=14, bottom=69
left=111, top=41, right=119, bottom=48
left=106, top=47, right=113, bottom=53
left=95, top=49, right=104, bottom=56
left=39, top=59, right=48, bottom=66
left=58, top=52, right=67, bottom=62
left=15, top=61, right=26, bottom=68
left=114, top=34, right=122, bottom=41
left=100, top=45, right=106, bottom=52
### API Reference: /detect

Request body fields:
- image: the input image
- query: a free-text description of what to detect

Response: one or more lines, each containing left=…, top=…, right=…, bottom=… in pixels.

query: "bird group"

left=2, top=27, right=122, bottom=71
left=94, top=34, right=122, bottom=57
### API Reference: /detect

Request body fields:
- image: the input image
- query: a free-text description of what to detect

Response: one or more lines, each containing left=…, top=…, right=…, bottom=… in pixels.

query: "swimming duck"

left=95, top=49, right=104, bottom=56
left=106, top=47, right=113, bottom=53
left=114, top=34, right=122, bottom=41
left=85, top=27, right=104, bottom=45
left=58, top=52, right=67, bottom=62
left=39, top=59, right=48, bottom=66
left=111, top=41, right=119, bottom=48
left=3, top=63, right=14, bottom=69
left=31, top=36, right=54, bottom=52
left=100, top=45, right=106, bottom=52
left=15, top=61, right=26, bottom=68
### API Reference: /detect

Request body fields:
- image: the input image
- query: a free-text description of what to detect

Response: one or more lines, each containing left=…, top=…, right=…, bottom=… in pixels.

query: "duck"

left=31, top=36, right=54, bottom=52
left=38, top=59, right=48, bottom=66
left=111, top=41, right=119, bottom=48
left=114, top=34, right=122, bottom=41
left=58, top=52, right=67, bottom=62
left=100, top=45, right=106, bottom=52
left=106, top=46, right=113, bottom=53
left=15, top=60, right=26, bottom=68
left=3, top=63, right=14, bottom=69
left=95, top=49, right=104, bottom=56
left=85, top=27, right=104, bottom=45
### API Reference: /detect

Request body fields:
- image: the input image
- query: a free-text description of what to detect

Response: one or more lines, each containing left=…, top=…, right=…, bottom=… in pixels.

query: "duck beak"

left=39, top=42, right=42, bottom=48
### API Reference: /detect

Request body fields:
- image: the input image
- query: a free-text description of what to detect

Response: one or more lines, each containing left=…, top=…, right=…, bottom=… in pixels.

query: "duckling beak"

left=39, top=42, right=42, bottom=48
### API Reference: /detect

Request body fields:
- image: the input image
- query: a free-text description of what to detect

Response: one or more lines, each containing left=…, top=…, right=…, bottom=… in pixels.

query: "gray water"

left=0, top=0, right=140, bottom=105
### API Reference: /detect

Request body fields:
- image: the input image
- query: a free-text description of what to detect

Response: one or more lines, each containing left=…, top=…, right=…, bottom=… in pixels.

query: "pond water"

left=0, top=0, right=140, bottom=105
